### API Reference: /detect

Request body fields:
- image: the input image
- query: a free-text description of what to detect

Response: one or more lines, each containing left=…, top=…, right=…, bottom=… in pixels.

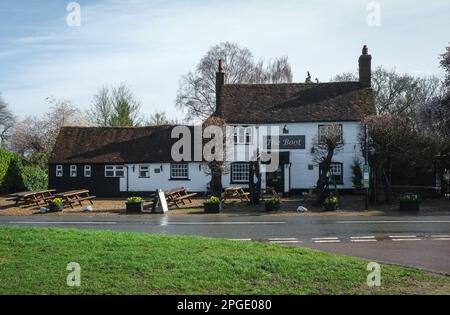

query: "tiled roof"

left=217, top=81, right=375, bottom=123
left=49, top=125, right=193, bottom=164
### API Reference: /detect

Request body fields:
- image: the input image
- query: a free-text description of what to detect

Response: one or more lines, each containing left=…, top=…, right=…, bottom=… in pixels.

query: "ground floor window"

left=84, top=165, right=91, bottom=177
left=56, top=165, right=63, bottom=177
left=105, top=165, right=125, bottom=177
left=139, top=165, right=150, bottom=178
left=171, top=164, right=189, bottom=179
left=231, top=162, right=250, bottom=183
left=70, top=165, right=77, bottom=177
left=320, top=162, right=343, bottom=185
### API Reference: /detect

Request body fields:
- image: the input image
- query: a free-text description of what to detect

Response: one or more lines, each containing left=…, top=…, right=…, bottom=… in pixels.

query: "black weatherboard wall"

left=48, top=164, right=121, bottom=197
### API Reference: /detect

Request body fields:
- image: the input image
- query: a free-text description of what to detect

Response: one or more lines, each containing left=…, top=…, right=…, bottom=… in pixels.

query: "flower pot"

left=126, top=202, right=143, bottom=213
left=265, top=203, right=280, bottom=212
left=323, top=203, right=337, bottom=211
left=400, top=200, right=420, bottom=211
left=49, top=203, right=63, bottom=212
left=204, top=203, right=221, bottom=213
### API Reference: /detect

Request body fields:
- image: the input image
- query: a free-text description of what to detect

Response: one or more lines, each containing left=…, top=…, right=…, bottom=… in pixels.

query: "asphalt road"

left=1, top=214, right=450, bottom=274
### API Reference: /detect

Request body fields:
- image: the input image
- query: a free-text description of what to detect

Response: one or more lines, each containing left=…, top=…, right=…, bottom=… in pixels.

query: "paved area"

left=1, top=214, right=450, bottom=274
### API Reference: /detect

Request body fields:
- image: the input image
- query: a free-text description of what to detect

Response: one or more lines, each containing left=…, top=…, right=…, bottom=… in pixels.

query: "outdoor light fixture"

left=283, top=125, right=289, bottom=134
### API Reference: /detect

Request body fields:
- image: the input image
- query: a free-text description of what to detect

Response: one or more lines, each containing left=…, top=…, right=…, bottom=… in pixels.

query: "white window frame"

left=231, top=162, right=250, bottom=183
left=84, top=165, right=91, bottom=177
left=139, top=165, right=150, bottom=178
left=105, top=165, right=125, bottom=178
left=234, top=126, right=253, bottom=144
left=170, top=164, right=189, bottom=179
left=56, top=165, right=63, bottom=177
left=70, top=165, right=77, bottom=177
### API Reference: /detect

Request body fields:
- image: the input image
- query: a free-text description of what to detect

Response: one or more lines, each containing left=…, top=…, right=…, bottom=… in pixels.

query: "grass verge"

left=0, top=226, right=449, bottom=294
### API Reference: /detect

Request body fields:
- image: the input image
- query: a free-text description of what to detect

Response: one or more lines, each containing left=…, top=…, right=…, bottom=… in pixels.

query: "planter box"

left=400, top=200, right=420, bottom=211
left=49, top=203, right=63, bottom=212
left=126, top=202, right=144, bottom=213
left=204, top=203, right=221, bottom=213
left=265, top=203, right=280, bottom=212
left=323, top=203, right=337, bottom=211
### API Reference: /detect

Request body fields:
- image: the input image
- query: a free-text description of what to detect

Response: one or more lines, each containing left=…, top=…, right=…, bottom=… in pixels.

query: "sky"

left=0, top=0, right=449, bottom=121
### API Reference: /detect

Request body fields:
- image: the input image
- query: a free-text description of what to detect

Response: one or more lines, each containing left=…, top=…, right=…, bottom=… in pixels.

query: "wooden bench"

left=54, top=190, right=95, bottom=209
left=164, top=187, right=198, bottom=208
left=222, top=187, right=250, bottom=203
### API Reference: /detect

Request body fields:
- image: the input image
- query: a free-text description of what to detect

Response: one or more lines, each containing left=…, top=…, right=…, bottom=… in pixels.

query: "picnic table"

left=7, top=189, right=56, bottom=207
left=164, top=187, right=197, bottom=208
left=222, top=187, right=250, bottom=203
left=54, top=189, right=96, bottom=209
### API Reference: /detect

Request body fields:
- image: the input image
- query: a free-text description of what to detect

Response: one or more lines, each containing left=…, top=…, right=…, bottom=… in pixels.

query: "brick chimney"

left=358, top=45, right=372, bottom=88
left=215, top=59, right=226, bottom=114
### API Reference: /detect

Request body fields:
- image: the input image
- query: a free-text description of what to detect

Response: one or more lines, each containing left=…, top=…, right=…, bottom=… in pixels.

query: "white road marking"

left=166, top=221, right=286, bottom=225
left=431, top=238, right=450, bottom=241
left=392, top=238, right=422, bottom=241
left=8, top=221, right=117, bottom=225
left=314, top=240, right=341, bottom=243
left=431, top=235, right=450, bottom=238
left=389, top=235, right=417, bottom=238
left=268, top=237, right=297, bottom=241
left=350, top=236, right=376, bottom=239
left=337, top=220, right=450, bottom=224
left=312, top=237, right=339, bottom=240
left=269, top=240, right=303, bottom=244
left=351, top=239, right=377, bottom=242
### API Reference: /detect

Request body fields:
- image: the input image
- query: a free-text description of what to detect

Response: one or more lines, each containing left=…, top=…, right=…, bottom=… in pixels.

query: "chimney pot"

left=218, top=59, right=225, bottom=72
left=362, top=45, right=368, bottom=55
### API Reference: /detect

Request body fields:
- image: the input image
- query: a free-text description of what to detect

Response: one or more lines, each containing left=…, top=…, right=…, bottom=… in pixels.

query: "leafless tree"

left=0, top=93, right=15, bottom=147
left=440, top=43, right=450, bottom=90
left=11, top=97, right=85, bottom=155
left=86, top=83, right=143, bottom=127
left=144, top=111, right=178, bottom=126
left=311, top=123, right=345, bottom=205
left=176, top=42, right=293, bottom=122
left=332, top=66, right=445, bottom=119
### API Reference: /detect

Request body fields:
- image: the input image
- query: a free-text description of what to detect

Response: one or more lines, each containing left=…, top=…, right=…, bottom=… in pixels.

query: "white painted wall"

left=117, top=121, right=364, bottom=193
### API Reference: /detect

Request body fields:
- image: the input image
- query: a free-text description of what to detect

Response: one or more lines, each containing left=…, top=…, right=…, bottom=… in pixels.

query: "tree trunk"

left=209, top=161, right=223, bottom=198
left=315, top=145, right=335, bottom=205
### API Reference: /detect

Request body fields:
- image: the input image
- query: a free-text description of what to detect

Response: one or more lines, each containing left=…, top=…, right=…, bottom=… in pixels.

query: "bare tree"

left=86, top=86, right=112, bottom=127
left=0, top=93, right=15, bottom=147
left=440, top=43, right=450, bottom=90
left=86, top=83, right=143, bottom=127
left=311, top=124, right=345, bottom=205
left=11, top=97, right=85, bottom=155
left=144, top=111, right=177, bottom=126
left=331, top=66, right=444, bottom=119
left=176, top=42, right=293, bottom=122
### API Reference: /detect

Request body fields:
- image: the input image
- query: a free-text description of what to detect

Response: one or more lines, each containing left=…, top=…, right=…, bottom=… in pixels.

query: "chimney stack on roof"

left=359, top=45, right=372, bottom=88
left=215, top=59, right=226, bottom=114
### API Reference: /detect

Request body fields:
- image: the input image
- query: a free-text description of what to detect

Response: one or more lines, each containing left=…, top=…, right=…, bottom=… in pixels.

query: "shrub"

left=324, top=195, right=339, bottom=205
left=21, top=166, right=48, bottom=191
left=204, top=196, right=221, bottom=205
left=264, top=197, right=280, bottom=206
left=50, top=198, right=64, bottom=206
left=127, top=197, right=144, bottom=203
left=0, top=148, right=24, bottom=193
left=399, top=193, right=419, bottom=202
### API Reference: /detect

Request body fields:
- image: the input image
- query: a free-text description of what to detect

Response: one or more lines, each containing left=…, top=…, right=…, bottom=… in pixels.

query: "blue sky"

left=0, top=0, right=449, bottom=121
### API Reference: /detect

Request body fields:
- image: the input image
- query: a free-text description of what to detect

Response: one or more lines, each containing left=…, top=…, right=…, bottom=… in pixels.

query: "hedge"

left=0, top=147, right=48, bottom=194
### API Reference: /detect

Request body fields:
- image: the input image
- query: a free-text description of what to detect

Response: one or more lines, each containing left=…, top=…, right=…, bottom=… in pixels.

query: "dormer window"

left=234, top=126, right=253, bottom=144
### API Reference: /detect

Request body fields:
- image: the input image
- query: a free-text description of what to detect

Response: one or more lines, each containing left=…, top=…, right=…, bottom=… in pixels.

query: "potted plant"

left=323, top=195, right=339, bottom=211
left=264, top=197, right=280, bottom=212
left=48, top=198, right=64, bottom=212
left=126, top=197, right=144, bottom=213
left=204, top=196, right=221, bottom=213
left=399, top=193, right=420, bottom=211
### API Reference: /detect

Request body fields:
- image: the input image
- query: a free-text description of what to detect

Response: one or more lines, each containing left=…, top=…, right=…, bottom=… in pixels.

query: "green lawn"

left=0, top=226, right=449, bottom=295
